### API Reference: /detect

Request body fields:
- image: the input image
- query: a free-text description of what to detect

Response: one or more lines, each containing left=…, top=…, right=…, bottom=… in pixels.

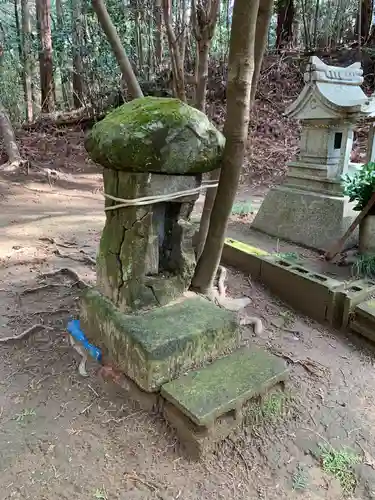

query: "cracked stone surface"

left=96, top=169, right=199, bottom=311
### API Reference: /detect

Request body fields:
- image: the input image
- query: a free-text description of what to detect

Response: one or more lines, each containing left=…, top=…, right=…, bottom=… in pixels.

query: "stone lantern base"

left=252, top=184, right=358, bottom=252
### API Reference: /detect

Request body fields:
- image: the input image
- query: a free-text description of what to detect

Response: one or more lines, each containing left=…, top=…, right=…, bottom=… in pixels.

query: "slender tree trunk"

left=0, top=102, right=23, bottom=168
left=313, top=0, right=320, bottom=47
left=195, top=40, right=210, bottom=112
left=179, top=0, right=189, bottom=68
left=300, top=0, right=311, bottom=51
left=72, top=0, right=85, bottom=107
left=21, top=0, right=33, bottom=121
left=192, top=0, right=221, bottom=259
left=276, top=0, right=295, bottom=50
left=191, top=0, right=264, bottom=294
left=162, top=0, right=186, bottom=101
left=196, top=0, right=268, bottom=260
left=154, top=0, right=163, bottom=67
left=36, top=0, right=55, bottom=113
left=355, top=0, right=372, bottom=44
left=14, top=0, right=30, bottom=121
left=56, top=0, right=70, bottom=108
left=250, top=0, right=273, bottom=103
left=92, top=0, right=143, bottom=99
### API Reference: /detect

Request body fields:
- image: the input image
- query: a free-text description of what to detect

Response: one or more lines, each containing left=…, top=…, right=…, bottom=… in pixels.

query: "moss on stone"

left=161, top=347, right=289, bottom=426
left=85, top=97, right=225, bottom=174
left=80, top=290, right=239, bottom=392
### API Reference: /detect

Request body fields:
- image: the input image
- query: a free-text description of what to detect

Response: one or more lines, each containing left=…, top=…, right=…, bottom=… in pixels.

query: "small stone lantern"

left=252, top=56, right=375, bottom=251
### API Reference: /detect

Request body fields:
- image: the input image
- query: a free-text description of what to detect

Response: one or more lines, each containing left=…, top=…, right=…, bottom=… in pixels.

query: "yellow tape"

left=224, top=238, right=269, bottom=256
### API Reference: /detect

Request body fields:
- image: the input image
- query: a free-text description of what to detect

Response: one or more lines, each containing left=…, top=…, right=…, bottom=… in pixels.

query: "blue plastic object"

left=67, top=319, right=102, bottom=362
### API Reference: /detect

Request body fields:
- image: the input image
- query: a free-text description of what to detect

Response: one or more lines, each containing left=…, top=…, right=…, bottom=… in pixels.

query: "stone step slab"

left=80, top=289, right=239, bottom=392
left=161, top=346, right=288, bottom=427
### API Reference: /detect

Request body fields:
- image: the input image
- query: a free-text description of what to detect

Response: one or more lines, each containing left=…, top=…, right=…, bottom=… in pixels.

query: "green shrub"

left=343, top=162, right=375, bottom=211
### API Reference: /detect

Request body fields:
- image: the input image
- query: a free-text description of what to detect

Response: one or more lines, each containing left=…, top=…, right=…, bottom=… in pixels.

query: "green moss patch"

left=85, top=97, right=225, bottom=175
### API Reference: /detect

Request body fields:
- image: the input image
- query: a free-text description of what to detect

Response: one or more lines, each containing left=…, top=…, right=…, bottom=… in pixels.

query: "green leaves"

left=342, top=162, right=375, bottom=211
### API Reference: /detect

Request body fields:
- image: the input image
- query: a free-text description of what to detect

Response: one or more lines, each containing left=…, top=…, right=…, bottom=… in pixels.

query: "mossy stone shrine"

left=81, top=96, right=288, bottom=457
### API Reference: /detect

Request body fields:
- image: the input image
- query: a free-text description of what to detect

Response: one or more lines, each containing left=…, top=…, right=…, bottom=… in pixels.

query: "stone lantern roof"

left=285, top=56, right=375, bottom=120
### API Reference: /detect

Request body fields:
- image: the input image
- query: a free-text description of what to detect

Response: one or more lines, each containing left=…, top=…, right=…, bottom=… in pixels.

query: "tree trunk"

left=191, top=0, right=262, bottom=294
left=250, top=0, right=273, bottom=103
left=21, top=0, right=34, bottom=121
left=196, top=0, right=268, bottom=260
left=275, top=0, right=295, bottom=50
left=195, top=39, right=210, bottom=112
left=91, top=0, right=143, bottom=100
left=161, top=0, right=186, bottom=101
left=154, top=0, right=163, bottom=67
left=192, top=0, right=221, bottom=259
left=36, top=0, right=55, bottom=113
left=72, top=0, right=85, bottom=107
left=0, top=102, right=23, bottom=168
left=312, top=0, right=320, bottom=48
left=355, top=0, right=372, bottom=44
left=14, top=0, right=30, bottom=121
left=56, top=0, right=71, bottom=108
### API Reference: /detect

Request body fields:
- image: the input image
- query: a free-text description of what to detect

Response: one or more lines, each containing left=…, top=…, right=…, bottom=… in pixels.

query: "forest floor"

left=0, top=92, right=375, bottom=499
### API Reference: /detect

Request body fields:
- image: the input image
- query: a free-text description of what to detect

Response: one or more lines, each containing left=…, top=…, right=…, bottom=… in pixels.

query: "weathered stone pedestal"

left=81, top=96, right=288, bottom=458
left=253, top=56, right=375, bottom=252
left=252, top=185, right=358, bottom=251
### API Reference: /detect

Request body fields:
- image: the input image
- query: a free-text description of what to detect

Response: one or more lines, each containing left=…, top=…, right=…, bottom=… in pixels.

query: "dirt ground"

left=2, top=128, right=375, bottom=499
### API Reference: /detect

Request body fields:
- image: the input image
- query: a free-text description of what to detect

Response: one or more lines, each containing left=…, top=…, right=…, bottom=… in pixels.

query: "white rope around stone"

left=103, top=180, right=219, bottom=211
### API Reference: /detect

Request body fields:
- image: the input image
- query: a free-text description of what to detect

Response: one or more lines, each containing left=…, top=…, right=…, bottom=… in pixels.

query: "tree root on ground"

left=269, top=348, right=329, bottom=377
left=53, top=248, right=96, bottom=266
left=0, top=324, right=52, bottom=344
left=39, top=267, right=89, bottom=289
left=212, top=265, right=263, bottom=335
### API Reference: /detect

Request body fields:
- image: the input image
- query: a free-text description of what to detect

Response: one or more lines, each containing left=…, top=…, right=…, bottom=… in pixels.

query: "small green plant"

left=292, top=463, right=309, bottom=491
left=352, top=253, right=375, bottom=279
left=342, top=162, right=375, bottom=211
left=94, top=488, right=108, bottom=500
left=231, top=200, right=253, bottom=216
left=319, top=444, right=361, bottom=494
left=14, top=408, right=36, bottom=423
left=273, top=251, right=300, bottom=262
left=279, top=310, right=295, bottom=328
left=261, top=391, right=286, bottom=421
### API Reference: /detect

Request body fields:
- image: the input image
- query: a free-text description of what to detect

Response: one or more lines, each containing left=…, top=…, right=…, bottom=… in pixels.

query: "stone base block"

left=350, top=299, right=375, bottom=343
left=80, top=289, right=239, bottom=392
left=252, top=185, right=358, bottom=252
left=161, top=346, right=288, bottom=458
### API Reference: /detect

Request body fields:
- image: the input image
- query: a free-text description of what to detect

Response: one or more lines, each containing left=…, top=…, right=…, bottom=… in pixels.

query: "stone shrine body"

left=252, top=56, right=375, bottom=251
left=79, top=97, right=288, bottom=457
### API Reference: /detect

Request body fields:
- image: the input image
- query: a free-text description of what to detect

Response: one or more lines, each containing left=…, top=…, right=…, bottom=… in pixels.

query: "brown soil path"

left=1, top=151, right=375, bottom=499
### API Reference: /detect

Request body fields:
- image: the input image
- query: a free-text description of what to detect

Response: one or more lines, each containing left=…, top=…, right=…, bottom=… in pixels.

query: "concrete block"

left=81, top=289, right=239, bottom=392
left=221, top=238, right=269, bottom=279
left=334, top=279, right=375, bottom=329
left=350, top=299, right=375, bottom=343
left=259, top=256, right=342, bottom=323
left=162, top=346, right=287, bottom=459
left=163, top=400, right=241, bottom=460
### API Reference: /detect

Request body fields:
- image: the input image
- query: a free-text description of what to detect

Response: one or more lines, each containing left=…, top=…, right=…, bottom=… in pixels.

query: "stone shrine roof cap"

left=285, top=56, right=375, bottom=121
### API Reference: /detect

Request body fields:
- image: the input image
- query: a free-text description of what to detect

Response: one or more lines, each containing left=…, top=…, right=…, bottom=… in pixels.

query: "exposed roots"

left=0, top=324, right=52, bottom=344
left=39, top=267, right=89, bottom=289
left=53, top=248, right=96, bottom=266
